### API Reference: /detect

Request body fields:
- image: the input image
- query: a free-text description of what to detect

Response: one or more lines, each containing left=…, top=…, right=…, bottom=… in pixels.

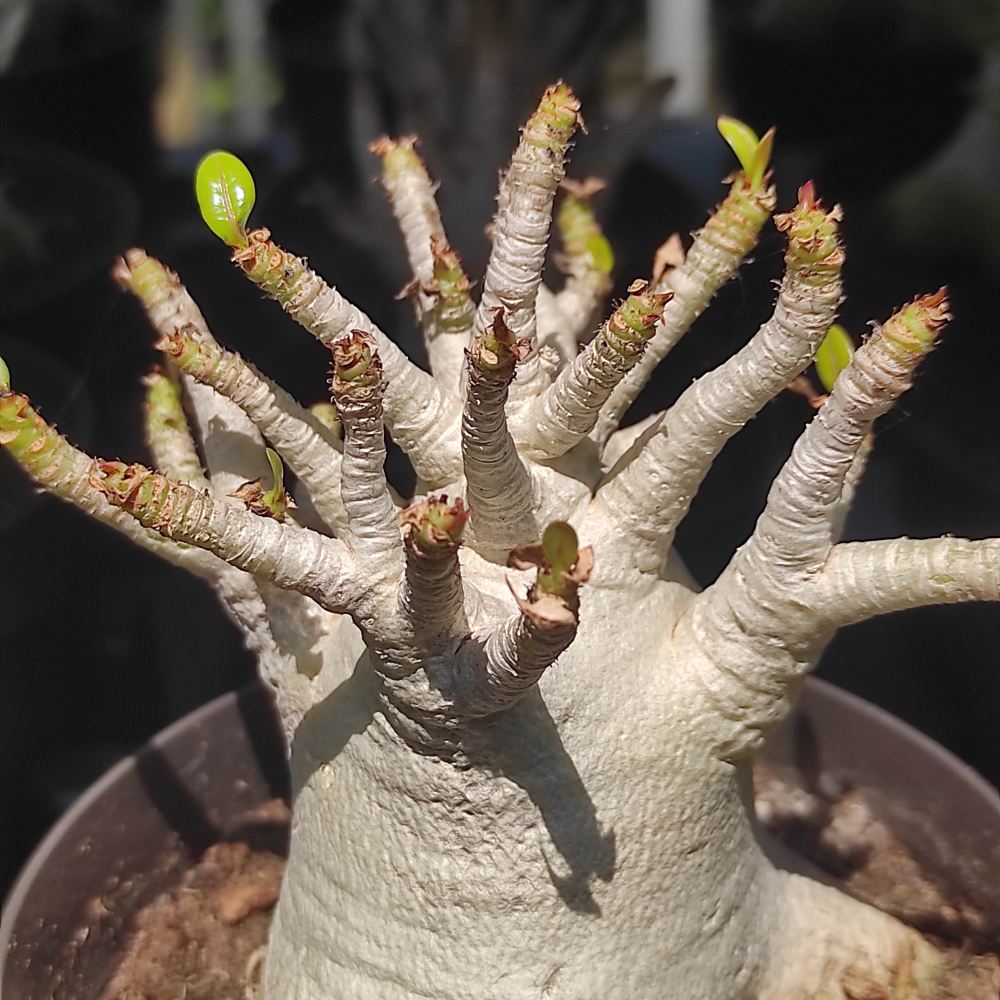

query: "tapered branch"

left=92, top=460, right=358, bottom=614
left=234, top=228, right=462, bottom=486
left=398, top=496, right=469, bottom=650
left=453, top=525, right=593, bottom=717
left=734, top=289, right=950, bottom=580
left=142, top=365, right=329, bottom=734
left=371, top=136, right=472, bottom=387
left=462, top=311, right=539, bottom=562
left=598, top=186, right=844, bottom=571
left=117, top=249, right=270, bottom=492
left=372, top=135, right=444, bottom=302
left=423, top=237, right=476, bottom=391
left=159, top=327, right=348, bottom=535
left=476, top=83, right=581, bottom=403
left=329, top=333, right=403, bottom=574
left=541, top=177, right=614, bottom=360
left=684, top=291, right=952, bottom=760
left=511, top=281, right=670, bottom=459
left=592, top=177, right=777, bottom=447
left=815, top=537, right=1000, bottom=628
left=143, top=368, right=209, bottom=488
left=0, top=390, right=214, bottom=574
left=831, top=433, right=873, bottom=542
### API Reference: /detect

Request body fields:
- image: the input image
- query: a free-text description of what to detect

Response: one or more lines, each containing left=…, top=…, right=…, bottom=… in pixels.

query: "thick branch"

left=117, top=249, right=270, bottom=493
left=160, top=327, right=348, bottom=535
left=452, top=535, right=592, bottom=717
left=329, top=333, right=403, bottom=574
left=462, top=312, right=539, bottom=562
left=398, top=496, right=469, bottom=651
left=593, top=178, right=776, bottom=447
left=815, top=537, right=1000, bottom=627
left=477, top=83, right=581, bottom=404
left=0, top=391, right=213, bottom=575
left=511, top=281, right=670, bottom=460
left=598, top=188, right=844, bottom=571
left=92, top=461, right=358, bottom=615
left=683, top=291, right=952, bottom=760
left=234, top=228, right=462, bottom=487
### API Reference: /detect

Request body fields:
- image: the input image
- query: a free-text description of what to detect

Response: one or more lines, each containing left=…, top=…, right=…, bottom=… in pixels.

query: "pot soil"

left=2, top=679, right=998, bottom=999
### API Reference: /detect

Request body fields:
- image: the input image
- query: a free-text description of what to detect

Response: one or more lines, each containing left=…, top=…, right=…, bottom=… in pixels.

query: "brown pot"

left=1, top=678, right=998, bottom=998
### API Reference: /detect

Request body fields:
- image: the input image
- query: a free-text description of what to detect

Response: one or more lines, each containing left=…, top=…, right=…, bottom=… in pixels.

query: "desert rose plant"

left=2, top=83, right=997, bottom=999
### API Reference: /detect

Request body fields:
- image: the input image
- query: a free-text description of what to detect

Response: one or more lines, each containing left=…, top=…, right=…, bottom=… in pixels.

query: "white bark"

left=161, top=332, right=349, bottom=535
left=7, top=87, right=995, bottom=1000
left=593, top=181, right=775, bottom=447
left=235, top=229, right=464, bottom=487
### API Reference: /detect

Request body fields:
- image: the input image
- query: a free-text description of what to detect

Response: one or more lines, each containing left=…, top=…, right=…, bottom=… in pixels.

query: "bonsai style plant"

left=2, top=83, right=997, bottom=998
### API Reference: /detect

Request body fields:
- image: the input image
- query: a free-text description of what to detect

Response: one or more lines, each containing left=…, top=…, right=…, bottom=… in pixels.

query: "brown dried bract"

left=561, top=176, right=607, bottom=200
left=652, top=233, right=686, bottom=285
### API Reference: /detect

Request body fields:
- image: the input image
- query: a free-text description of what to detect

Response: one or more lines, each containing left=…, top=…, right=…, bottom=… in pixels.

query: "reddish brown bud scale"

left=470, top=309, right=531, bottom=372
left=400, top=496, right=470, bottom=556
left=329, top=331, right=384, bottom=401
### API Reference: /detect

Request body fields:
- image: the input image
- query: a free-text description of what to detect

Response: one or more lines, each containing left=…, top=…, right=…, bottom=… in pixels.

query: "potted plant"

left=1, top=84, right=998, bottom=997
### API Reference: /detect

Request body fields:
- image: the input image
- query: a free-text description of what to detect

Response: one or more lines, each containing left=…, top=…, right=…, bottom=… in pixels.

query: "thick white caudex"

left=2, top=83, right=997, bottom=999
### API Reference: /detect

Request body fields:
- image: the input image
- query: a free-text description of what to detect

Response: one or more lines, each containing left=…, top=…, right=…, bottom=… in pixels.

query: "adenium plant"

left=2, top=83, right=998, bottom=999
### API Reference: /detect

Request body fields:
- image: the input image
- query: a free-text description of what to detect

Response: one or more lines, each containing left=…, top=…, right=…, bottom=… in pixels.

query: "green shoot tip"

left=195, top=150, right=256, bottom=247
left=0, top=356, right=10, bottom=391
left=717, top=116, right=774, bottom=191
left=541, top=522, right=579, bottom=578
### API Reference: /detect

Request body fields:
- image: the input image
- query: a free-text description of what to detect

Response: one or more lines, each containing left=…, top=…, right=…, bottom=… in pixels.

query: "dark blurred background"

left=1, top=0, right=998, bottom=895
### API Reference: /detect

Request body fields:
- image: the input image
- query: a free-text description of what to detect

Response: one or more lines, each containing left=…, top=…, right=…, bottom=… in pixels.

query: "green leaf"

left=0, top=356, right=9, bottom=391
left=586, top=233, right=615, bottom=275
left=749, top=127, right=775, bottom=192
left=717, top=116, right=759, bottom=176
left=195, top=150, right=256, bottom=247
left=815, top=324, right=855, bottom=392
left=542, top=521, right=579, bottom=575
left=261, top=447, right=289, bottom=518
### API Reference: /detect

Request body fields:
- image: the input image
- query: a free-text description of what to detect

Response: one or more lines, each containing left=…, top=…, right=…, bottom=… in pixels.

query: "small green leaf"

left=542, top=521, right=579, bottom=576
left=815, top=324, right=855, bottom=392
left=586, top=233, right=615, bottom=275
left=717, top=116, right=759, bottom=176
left=195, top=150, right=256, bottom=247
left=717, top=117, right=774, bottom=192
left=0, top=356, right=10, bottom=391
left=748, top=127, right=775, bottom=192
left=261, top=447, right=290, bottom=519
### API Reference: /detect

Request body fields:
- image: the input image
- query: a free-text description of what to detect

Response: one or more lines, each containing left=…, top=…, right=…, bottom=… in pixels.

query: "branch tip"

left=470, top=309, right=531, bottom=371
left=609, top=282, right=672, bottom=343
left=508, top=522, right=593, bottom=627
left=90, top=460, right=177, bottom=528
left=881, top=288, right=951, bottom=359
left=774, top=188, right=843, bottom=268
left=370, top=133, right=424, bottom=178
left=330, top=330, right=383, bottom=397
left=400, top=496, right=470, bottom=556
left=524, top=81, right=582, bottom=151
